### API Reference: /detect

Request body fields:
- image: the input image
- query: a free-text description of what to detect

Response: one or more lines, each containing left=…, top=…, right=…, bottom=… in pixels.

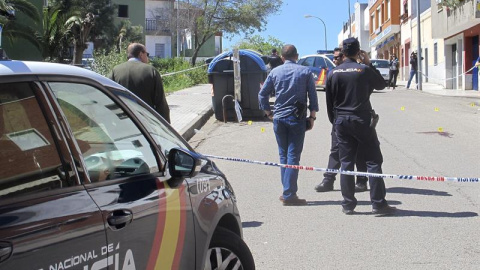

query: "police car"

left=297, top=54, right=336, bottom=90
left=0, top=60, right=255, bottom=270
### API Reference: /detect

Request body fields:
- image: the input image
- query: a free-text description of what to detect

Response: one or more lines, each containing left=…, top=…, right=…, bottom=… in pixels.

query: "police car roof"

left=0, top=60, right=125, bottom=90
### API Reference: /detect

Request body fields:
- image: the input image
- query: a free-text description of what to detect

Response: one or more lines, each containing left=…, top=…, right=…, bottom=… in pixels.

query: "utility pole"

left=176, top=0, right=180, bottom=57
left=348, top=0, right=351, bottom=37
left=416, top=0, right=422, bottom=90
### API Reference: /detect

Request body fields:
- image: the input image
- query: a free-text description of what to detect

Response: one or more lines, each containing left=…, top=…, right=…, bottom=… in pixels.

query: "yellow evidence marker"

left=261, top=127, right=265, bottom=133
left=401, top=106, right=405, bottom=111
left=434, top=107, right=439, bottom=112
left=438, top=127, right=444, bottom=132
left=248, top=120, right=253, bottom=125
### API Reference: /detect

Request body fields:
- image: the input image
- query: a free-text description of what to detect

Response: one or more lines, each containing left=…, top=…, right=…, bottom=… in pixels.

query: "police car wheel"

left=204, top=227, right=255, bottom=270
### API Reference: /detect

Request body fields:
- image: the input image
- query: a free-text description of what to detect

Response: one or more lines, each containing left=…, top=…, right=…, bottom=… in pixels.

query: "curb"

left=180, top=107, right=214, bottom=141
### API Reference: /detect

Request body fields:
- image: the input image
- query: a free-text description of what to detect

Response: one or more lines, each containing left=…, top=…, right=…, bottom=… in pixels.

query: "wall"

left=113, top=0, right=146, bottom=32
left=146, top=35, right=172, bottom=58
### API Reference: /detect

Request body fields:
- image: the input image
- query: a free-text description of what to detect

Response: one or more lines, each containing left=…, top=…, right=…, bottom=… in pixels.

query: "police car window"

left=314, top=57, right=327, bottom=69
left=119, top=95, right=191, bottom=157
left=49, top=83, right=159, bottom=182
left=302, top=57, right=315, bottom=67
left=324, top=58, right=335, bottom=69
left=0, top=82, right=69, bottom=199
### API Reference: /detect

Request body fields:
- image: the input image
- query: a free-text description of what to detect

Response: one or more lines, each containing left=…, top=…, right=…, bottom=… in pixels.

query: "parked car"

left=297, top=54, right=336, bottom=90
left=370, top=59, right=390, bottom=83
left=0, top=60, right=255, bottom=270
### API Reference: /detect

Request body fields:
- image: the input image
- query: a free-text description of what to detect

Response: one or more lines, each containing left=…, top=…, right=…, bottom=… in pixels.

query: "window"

left=314, top=57, right=327, bottom=69
left=118, top=5, right=128, bottom=18
left=371, top=13, right=375, bottom=33
left=301, top=57, right=315, bottom=67
left=434, top=42, right=438, bottom=66
left=50, top=83, right=159, bottom=182
left=387, top=0, right=391, bottom=20
left=0, top=83, right=69, bottom=199
left=119, top=95, right=190, bottom=156
left=155, top=43, right=166, bottom=58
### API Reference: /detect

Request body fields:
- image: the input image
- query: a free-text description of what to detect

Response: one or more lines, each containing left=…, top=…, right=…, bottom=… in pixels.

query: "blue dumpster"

left=208, top=50, right=268, bottom=121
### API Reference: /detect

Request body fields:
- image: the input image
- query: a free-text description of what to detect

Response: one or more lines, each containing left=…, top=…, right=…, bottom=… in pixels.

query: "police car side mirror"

left=168, top=148, right=199, bottom=179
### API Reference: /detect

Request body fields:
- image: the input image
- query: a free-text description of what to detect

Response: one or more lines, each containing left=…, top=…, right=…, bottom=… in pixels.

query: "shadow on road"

left=242, top=221, right=263, bottom=228
left=387, top=187, right=452, bottom=196
left=306, top=200, right=402, bottom=206
left=376, top=209, right=478, bottom=218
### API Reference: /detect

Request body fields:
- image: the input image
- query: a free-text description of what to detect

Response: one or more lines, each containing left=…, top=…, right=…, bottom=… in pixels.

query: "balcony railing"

left=145, top=19, right=170, bottom=33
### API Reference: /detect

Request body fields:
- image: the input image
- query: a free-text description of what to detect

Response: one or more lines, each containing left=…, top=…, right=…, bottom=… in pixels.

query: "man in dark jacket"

left=325, top=37, right=395, bottom=215
left=109, top=43, right=170, bottom=123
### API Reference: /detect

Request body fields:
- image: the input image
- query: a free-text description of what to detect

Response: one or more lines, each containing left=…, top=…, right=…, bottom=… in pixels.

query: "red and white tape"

left=202, top=154, right=479, bottom=183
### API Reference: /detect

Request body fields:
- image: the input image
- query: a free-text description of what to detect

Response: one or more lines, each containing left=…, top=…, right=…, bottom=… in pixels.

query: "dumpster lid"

left=208, top=49, right=267, bottom=73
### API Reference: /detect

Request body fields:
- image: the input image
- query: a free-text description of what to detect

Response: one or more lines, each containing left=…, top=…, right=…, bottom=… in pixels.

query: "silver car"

left=370, top=59, right=390, bottom=83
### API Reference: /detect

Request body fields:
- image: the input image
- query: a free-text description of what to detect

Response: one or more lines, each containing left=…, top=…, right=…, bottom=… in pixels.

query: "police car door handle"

left=107, top=210, right=133, bottom=228
left=0, top=242, right=12, bottom=262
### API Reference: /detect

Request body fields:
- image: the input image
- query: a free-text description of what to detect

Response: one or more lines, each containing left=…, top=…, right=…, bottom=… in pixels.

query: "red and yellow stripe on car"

left=316, top=68, right=327, bottom=87
left=146, top=180, right=187, bottom=270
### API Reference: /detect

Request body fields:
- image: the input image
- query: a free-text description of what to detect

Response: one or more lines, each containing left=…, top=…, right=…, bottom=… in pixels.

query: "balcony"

left=145, top=18, right=171, bottom=35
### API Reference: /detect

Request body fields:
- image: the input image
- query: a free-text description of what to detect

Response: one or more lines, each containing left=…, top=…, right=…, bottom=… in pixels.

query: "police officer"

left=315, top=47, right=368, bottom=193
left=325, top=37, right=396, bottom=215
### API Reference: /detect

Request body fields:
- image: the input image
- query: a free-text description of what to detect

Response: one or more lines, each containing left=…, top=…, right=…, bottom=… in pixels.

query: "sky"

left=222, top=0, right=370, bottom=56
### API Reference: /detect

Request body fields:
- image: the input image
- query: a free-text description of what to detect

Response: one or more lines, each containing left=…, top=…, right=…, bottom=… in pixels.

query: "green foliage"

left=93, top=48, right=207, bottom=93
left=0, top=0, right=41, bottom=49
left=151, top=57, right=208, bottom=93
left=235, top=35, right=284, bottom=55
left=92, top=46, right=127, bottom=77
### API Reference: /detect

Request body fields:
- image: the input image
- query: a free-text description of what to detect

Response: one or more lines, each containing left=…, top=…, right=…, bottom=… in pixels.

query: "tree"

left=178, top=0, right=282, bottom=65
left=49, top=0, right=116, bottom=58
left=0, top=0, right=41, bottom=52
left=235, top=35, right=284, bottom=55
left=116, top=20, right=144, bottom=52
left=65, top=12, right=95, bottom=65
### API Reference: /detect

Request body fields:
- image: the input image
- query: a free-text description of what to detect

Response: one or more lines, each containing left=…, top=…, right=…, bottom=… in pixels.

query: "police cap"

left=342, top=37, right=360, bottom=56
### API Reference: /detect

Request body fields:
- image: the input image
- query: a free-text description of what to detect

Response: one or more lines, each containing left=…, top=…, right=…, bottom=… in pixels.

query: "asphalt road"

left=190, top=88, right=480, bottom=270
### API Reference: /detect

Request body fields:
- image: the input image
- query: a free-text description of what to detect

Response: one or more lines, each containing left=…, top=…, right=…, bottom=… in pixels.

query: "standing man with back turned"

left=109, top=43, right=170, bottom=123
left=259, top=44, right=319, bottom=206
left=325, top=37, right=396, bottom=215
left=315, top=47, right=368, bottom=193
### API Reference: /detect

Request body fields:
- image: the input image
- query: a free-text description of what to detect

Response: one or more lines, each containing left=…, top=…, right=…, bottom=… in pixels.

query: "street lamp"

left=304, top=15, right=327, bottom=51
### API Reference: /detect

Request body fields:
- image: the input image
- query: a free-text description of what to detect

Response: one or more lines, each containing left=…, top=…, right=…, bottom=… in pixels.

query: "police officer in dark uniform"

left=325, top=37, right=396, bottom=215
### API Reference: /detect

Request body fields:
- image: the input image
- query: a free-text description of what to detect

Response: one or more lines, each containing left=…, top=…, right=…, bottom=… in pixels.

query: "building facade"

left=337, top=2, right=371, bottom=52
left=368, top=0, right=402, bottom=60
left=431, top=0, right=480, bottom=90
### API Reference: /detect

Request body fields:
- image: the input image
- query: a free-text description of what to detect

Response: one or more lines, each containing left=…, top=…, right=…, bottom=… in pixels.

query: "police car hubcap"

left=204, top=247, right=243, bottom=270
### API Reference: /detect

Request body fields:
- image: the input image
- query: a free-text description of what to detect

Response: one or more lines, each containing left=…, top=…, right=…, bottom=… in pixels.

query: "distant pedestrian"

left=259, top=44, right=319, bottom=206
left=315, top=47, right=368, bottom=193
left=109, top=43, right=170, bottom=123
left=325, top=37, right=395, bottom=215
left=388, top=55, right=399, bottom=89
left=406, top=51, right=423, bottom=89
left=268, top=48, right=284, bottom=70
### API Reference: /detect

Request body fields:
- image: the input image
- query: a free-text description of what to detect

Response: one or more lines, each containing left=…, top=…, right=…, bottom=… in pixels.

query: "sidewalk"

left=396, top=80, right=480, bottom=98
left=168, top=82, right=480, bottom=142
left=167, top=84, right=213, bottom=141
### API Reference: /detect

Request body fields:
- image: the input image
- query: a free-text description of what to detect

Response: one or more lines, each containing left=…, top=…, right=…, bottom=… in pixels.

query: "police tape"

left=162, top=64, right=208, bottom=77
left=419, top=65, right=477, bottom=82
left=201, top=154, right=480, bottom=183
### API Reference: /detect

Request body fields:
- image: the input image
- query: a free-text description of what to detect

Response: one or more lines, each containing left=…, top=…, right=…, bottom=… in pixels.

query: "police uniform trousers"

left=323, top=125, right=368, bottom=185
left=334, top=111, right=388, bottom=210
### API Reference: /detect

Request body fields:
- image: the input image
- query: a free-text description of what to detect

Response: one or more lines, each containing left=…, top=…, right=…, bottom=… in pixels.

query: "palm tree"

left=0, top=0, right=41, bottom=51
left=36, top=6, right=65, bottom=61
left=64, top=12, right=95, bottom=65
